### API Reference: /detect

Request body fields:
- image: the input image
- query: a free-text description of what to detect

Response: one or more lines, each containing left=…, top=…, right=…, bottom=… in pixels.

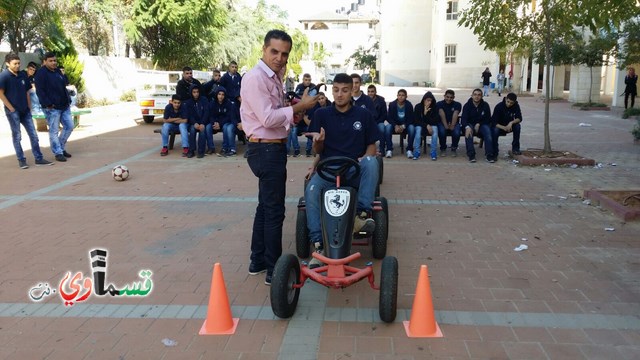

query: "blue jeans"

left=424, top=125, right=439, bottom=157
left=438, top=123, right=461, bottom=151
left=483, top=85, right=490, bottom=96
left=464, top=124, right=494, bottom=159
left=409, top=125, right=423, bottom=156
left=188, top=124, right=207, bottom=155
left=222, top=123, right=237, bottom=152
left=205, top=123, right=215, bottom=151
left=286, top=126, right=300, bottom=153
left=44, top=107, right=73, bottom=156
left=161, top=122, right=189, bottom=148
left=246, top=142, right=288, bottom=274
left=305, top=156, right=379, bottom=244
left=5, top=109, right=43, bottom=161
left=377, top=122, right=393, bottom=153
left=492, top=124, right=521, bottom=155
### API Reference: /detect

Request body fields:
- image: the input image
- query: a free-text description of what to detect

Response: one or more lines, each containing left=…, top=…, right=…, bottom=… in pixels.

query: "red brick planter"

left=583, top=189, right=640, bottom=221
left=513, top=150, right=596, bottom=166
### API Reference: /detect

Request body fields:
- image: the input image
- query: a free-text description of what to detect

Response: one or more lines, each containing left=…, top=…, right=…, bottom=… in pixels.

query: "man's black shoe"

left=264, top=273, right=272, bottom=286
left=55, top=154, right=67, bottom=162
left=63, top=151, right=72, bottom=158
left=512, top=150, right=522, bottom=156
left=187, top=152, right=194, bottom=158
left=249, top=262, right=267, bottom=275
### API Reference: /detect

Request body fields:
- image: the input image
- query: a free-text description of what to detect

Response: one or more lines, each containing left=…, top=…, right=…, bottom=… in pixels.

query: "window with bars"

left=444, top=44, right=456, bottom=63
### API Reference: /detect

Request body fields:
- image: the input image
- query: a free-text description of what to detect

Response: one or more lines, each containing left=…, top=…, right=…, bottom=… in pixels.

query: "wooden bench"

left=397, top=130, right=428, bottom=154
left=152, top=127, right=248, bottom=150
left=33, top=109, right=92, bottom=132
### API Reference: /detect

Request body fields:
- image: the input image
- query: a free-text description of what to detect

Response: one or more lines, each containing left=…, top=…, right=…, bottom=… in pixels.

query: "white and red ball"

left=112, top=165, right=130, bottom=181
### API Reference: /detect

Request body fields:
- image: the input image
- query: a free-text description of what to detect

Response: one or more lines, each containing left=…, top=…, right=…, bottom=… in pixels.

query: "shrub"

left=632, top=119, right=640, bottom=141
left=622, top=107, right=640, bottom=119
left=120, top=89, right=136, bottom=102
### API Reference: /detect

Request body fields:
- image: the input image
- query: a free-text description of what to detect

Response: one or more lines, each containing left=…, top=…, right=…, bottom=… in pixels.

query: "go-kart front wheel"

left=379, top=256, right=398, bottom=323
left=270, top=254, right=301, bottom=318
left=371, top=206, right=388, bottom=259
left=295, top=198, right=310, bottom=258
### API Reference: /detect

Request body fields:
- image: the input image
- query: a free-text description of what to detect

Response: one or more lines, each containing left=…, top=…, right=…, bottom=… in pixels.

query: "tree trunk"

left=125, top=43, right=130, bottom=58
left=588, top=66, right=593, bottom=105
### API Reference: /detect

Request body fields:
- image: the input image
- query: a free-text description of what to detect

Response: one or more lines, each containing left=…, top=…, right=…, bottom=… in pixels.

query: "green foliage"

left=0, top=0, right=55, bottom=52
left=617, top=18, right=640, bottom=69
left=571, top=31, right=618, bottom=104
left=623, top=107, right=640, bottom=119
left=42, top=9, right=85, bottom=93
left=632, top=118, right=640, bottom=141
left=57, top=0, right=117, bottom=55
left=119, top=89, right=137, bottom=102
left=346, top=42, right=378, bottom=70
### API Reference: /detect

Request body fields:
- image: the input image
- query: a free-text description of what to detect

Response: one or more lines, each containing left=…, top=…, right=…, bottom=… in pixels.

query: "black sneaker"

left=248, top=262, right=267, bottom=275
left=264, top=273, right=272, bottom=286
left=62, top=151, right=72, bottom=158
left=55, top=154, right=67, bottom=162
left=486, top=158, right=495, bottom=163
left=294, top=150, right=300, bottom=157
left=35, top=159, right=53, bottom=166
left=186, top=152, right=194, bottom=158
left=196, top=153, right=204, bottom=158
left=512, top=150, right=522, bottom=156
left=18, top=160, right=29, bottom=169
left=469, top=157, right=476, bottom=163
left=306, top=150, right=312, bottom=157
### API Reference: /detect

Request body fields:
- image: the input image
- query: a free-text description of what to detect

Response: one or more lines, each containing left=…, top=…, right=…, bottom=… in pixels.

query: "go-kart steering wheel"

left=315, top=156, right=360, bottom=184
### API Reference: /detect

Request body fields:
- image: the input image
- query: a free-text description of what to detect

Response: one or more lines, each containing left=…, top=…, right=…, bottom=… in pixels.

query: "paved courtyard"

left=0, top=88, right=639, bottom=359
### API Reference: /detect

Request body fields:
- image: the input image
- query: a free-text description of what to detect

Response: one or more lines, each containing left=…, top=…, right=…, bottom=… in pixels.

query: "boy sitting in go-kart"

left=304, top=73, right=379, bottom=268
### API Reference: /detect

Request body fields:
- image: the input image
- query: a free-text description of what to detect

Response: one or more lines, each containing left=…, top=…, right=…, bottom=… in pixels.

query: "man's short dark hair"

left=303, top=73, right=311, bottom=78
left=44, top=52, right=56, bottom=60
left=229, top=61, right=238, bottom=66
left=171, top=94, right=181, bottom=101
left=263, top=29, right=292, bottom=47
left=4, top=53, right=20, bottom=63
left=333, top=73, right=353, bottom=85
left=444, top=89, right=455, bottom=96
left=472, top=88, right=482, bottom=94
left=350, top=73, right=362, bottom=81
left=367, top=84, right=377, bottom=91
left=213, top=69, right=221, bottom=74
left=397, top=89, right=407, bottom=96
left=27, top=61, right=38, bottom=69
left=182, top=66, right=192, bottom=72
left=506, top=93, right=517, bottom=101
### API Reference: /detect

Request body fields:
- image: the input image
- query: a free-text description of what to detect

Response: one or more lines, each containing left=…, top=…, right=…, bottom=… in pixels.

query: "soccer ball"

left=112, top=165, right=129, bottom=181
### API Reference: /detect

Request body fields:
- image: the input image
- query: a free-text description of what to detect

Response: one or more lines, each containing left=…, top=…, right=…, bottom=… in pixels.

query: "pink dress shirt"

left=240, top=60, right=294, bottom=140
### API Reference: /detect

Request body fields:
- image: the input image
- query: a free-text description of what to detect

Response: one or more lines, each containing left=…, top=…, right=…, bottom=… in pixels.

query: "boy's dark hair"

left=171, top=94, right=181, bottom=101
left=182, top=66, right=192, bottom=72
left=4, top=53, right=20, bottom=63
left=27, top=61, right=38, bottom=69
left=472, top=88, right=482, bottom=94
left=213, top=69, right=221, bottom=74
left=333, top=73, right=353, bottom=85
left=506, top=93, right=517, bottom=101
left=263, top=29, right=292, bottom=47
left=303, top=73, right=311, bottom=78
left=44, top=52, right=56, bottom=60
left=367, top=84, right=377, bottom=91
left=317, top=91, right=325, bottom=97
left=350, top=73, right=362, bottom=81
left=229, top=61, right=238, bottom=66
left=444, top=89, right=455, bottom=96
left=397, top=89, right=407, bottom=96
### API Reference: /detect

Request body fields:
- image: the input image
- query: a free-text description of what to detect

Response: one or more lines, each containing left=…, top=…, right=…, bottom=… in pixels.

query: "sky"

left=244, top=0, right=352, bottom=27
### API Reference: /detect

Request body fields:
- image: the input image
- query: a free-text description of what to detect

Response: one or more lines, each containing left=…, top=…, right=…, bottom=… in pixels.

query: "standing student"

left=240, top=29, right=318, bottom=285
left=481, top=67, right=492, bottom=96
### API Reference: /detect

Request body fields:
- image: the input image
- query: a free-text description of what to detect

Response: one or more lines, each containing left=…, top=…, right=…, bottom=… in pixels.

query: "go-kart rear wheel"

left=270, top=254, right=301, bottom=319
left=377, top=155, right=384, bottom=185
left=295, top=203, right=310, bottom=258
left=375, top=182, right=380, bottom=197
left=379, top=256, right=398, bottom=323
left=376, top=197, right=389, bottom=234
left=372, top=208, right=388, bottom=259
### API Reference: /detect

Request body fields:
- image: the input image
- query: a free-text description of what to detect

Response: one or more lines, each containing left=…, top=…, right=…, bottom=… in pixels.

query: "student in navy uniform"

left=350, top=73, right=376, bottom=116
left=304, top=73, right=379, bottom=268
left=0, top=53, right=53, bottom=169
left=294, top=73, right=315, bottom=96
left=367, top=84, right=390, bottom=157
left=411, top=91, right=439, bottom=160
left=202, top=69, right=222, bottom=101
left=436, top=89, right=462, bottom=157
left=491, top=92, right=522, bottom=156
left=220, top=61, right=242, bottom=107
left=34, top=52, right=74, bottom=162
left=176, top=67, right=201, bottom=101
left=461, top=88, right=494, bottom=163
left=160, top=94, right=189, bottom=157
left=387, top=89, right=414, bottom=158
left=209, top=86, right=239, bottom=157
left=184, top=84, right=209, bottom=158
left=301, top=92, right=331, bottom=157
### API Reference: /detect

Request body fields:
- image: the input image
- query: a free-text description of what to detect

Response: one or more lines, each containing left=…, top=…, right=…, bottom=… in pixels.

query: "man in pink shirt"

left=240, top=29, right=318, bottom=285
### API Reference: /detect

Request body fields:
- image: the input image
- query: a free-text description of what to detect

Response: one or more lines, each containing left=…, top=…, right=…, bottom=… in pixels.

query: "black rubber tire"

left=375, top=182, right=380, bottom=197
left=295, top=205, right=310, bottom=258
left=270, top=254, right=301, bottom=319
left=377, top=197, right=389, bottom=239
left=379, top=256, right=398, bottom=323
left=371, top=209, right=388, bottom=259
left=143, top=115, right=155, bottom=124
left=377, top=155, right=384, bottom=184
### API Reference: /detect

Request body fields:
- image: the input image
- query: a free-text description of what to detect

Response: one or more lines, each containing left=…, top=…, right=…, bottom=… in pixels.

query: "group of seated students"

left=372, top=86, right=523, bottom=163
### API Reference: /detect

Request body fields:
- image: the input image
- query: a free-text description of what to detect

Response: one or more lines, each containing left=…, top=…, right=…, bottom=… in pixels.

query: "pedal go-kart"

left=270, top=156, right=397, bottom=323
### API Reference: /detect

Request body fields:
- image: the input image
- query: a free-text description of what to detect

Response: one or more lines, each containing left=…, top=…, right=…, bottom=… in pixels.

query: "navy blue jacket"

left=163, top=103, right=187, bottom=120
left=294, top=82, right=316, bottom=96
left=202, top=79, right=222, bottom=101
left=353, top=93, right=376, bottom=117
left=387, top=100, right=414, bottom=126
left=220, top=72, right=242, bottom=100
left=492, top=97, right=522, bottom=127
left=184, top=87, right=210, bottom=126
left=370, top=95, right=387, bottom=124
left=0, top=69, right=30, bottom=113
left=413, top=92, right=439, bottom=127
left=210, top=98, right=237, bottom=127
left=34, top=67, right=70, bottom=110
left=176, top=78, right=201, bottom=101
left=309, top=105, right=378, bottom=160
left=436, top=99, right=462, bottom=125
left=461, top=98, right=491, bottom=128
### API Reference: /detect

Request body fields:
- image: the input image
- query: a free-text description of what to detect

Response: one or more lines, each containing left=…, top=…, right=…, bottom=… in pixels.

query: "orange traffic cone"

left=403, top=264, right=443, bottom=338
left=199, top=263, right=239, bottom=335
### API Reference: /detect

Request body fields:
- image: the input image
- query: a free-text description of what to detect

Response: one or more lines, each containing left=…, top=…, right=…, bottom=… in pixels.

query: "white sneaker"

left=385, top=150, right=392, bottom=158
left=309, top=242, right=325, bottom=269
left=406, top=150, right=413, bottom=159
